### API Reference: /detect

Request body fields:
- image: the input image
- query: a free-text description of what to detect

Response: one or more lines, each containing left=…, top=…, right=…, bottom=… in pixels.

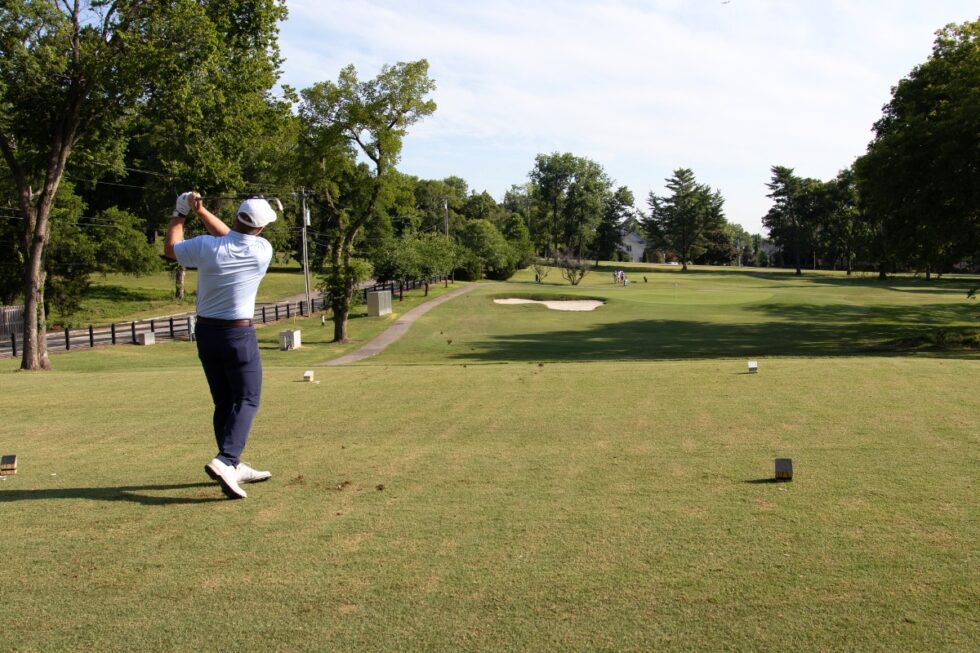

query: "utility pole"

left=300, top=189, right=312, bottom=311
left=443, top=198, right=449, bottom=238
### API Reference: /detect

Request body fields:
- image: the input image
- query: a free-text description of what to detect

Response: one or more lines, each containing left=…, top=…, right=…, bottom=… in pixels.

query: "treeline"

left=764, top=21, right=978, bottom=279
left=1, top=3, right=976, bottom=369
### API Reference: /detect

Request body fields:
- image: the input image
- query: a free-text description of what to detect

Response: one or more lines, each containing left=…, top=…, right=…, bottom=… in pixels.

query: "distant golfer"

left=164, top=192, right=276, bottom=499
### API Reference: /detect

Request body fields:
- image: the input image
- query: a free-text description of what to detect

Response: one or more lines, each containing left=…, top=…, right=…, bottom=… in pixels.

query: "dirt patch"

left=494, top=298, right=604, bottom=311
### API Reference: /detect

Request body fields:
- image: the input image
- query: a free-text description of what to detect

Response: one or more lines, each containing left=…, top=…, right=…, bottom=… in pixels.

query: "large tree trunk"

left=6, top=77, right=80, bottom=369
left=327, top=242, right=352, bottom=344
left=19, top=181, right=60, bottom=370
left=21, top=262, right=51, bottom=371
left=331, top=297, right=349, bottom=343
left=174, top=266, right=186, bottom=301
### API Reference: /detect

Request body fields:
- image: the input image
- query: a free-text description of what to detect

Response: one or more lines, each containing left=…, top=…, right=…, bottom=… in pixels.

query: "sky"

left=276, top=1, right=978, bottom=235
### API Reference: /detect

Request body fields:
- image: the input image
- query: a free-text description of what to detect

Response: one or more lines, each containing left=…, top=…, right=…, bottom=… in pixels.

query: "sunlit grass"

left=1, top=267, right=977, bottom=651
left=59, top=263, right=309, bottom=325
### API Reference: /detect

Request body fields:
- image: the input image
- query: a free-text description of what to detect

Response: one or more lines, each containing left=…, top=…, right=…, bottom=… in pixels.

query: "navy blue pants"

left=194, top=324, right=262, bottom=467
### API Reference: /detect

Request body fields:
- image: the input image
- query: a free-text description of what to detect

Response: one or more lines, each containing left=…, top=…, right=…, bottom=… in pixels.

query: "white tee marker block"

left=303, top=370, right=314, bottom=382
left=775, top=458, right=793, bottom=481
left=748, top=360, right=758, bottom=373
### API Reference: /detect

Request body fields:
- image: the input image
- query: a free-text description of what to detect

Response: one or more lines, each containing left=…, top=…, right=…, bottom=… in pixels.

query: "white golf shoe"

left=205, top=458, right=247, bottom=499
left=237, top=462, right=271, bottom=484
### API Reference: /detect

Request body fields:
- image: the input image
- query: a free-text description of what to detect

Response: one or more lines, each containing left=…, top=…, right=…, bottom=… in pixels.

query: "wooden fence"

left=0, top=305, right=24, bottom=339
left=1, top=276, right=446, bottom=359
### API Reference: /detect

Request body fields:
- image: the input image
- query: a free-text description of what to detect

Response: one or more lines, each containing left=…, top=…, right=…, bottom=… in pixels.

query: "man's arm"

left=164, top=192, right=230, bottom=259
left=190, top=195, right=230, bottom=237
left=164, top=215, right=185, bottom=260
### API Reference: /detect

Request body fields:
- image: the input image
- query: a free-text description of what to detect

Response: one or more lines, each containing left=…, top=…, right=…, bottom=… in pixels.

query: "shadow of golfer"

left=743, top=478, right=790, bottom=484
left=0, top=482, right=225, bottom=505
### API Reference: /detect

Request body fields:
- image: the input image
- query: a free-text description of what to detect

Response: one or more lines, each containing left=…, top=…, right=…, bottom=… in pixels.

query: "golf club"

left=198, top=194, right=284, bottom=212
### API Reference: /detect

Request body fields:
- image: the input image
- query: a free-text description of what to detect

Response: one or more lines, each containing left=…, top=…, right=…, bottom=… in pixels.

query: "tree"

left=121, top=0, right=290, bottom=300
left=502, top=182, right=541, bottom=254
left=458, top=219, right=517, bottom=280
left=461, top=191, right=502, bottom=224
left=501, top=213, right=534, bottom=267
left=529, top=152, right=577, bottom=259
left=414, top=232, right=458, bottom=293
left=411, top=177, right=467, bottom=237
left=0, top=1, right=155, bottom=368
left=557, top=250, right=591, bottom=286
left=0, top=0, right=288, bottom=369
left=563, top=158, right=610, bottom=256
left=529, top=153, right=611, bottom=260
left=371, top=236, right=421, bottom=300
left=822, top=168, right=870, bottom=275
left=643, top=169, right=725, bottom=271
left=0, top=182, right=24, bottom=304
left=854, top=20, right=979, bottom=279
left=762, top=166, right=822, bottom=275
left=594, top=186, right=635, bottom=264
left=698, top=222, right=746, bottom=266
left=45, top=186, right=158, bottom=322
left=372, top=231, right=455, bottom=296
left=300, top=60, right=436, bottom=342
left=530, top=259, right=551, bottom=284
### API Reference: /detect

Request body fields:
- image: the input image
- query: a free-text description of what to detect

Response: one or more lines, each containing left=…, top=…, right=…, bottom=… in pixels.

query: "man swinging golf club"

left=164, top=192, right=276, bottom=499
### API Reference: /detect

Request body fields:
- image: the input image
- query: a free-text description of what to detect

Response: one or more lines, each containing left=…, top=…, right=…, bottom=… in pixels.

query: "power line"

left=66, top=176, right=151, bottom=191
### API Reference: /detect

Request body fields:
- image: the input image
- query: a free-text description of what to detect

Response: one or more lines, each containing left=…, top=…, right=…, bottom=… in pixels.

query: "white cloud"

left=278, top=0, right=978, bottom=233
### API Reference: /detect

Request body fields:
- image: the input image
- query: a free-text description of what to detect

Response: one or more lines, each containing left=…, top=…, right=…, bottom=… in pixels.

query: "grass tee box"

left=0, top=267, right=977, bottom=651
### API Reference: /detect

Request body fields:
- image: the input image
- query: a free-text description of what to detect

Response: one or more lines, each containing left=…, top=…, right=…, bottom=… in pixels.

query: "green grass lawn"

left=57, top=263, right=310, bottom=325
left=378, top=264, right=979, bottom=364
left=1, top=266, right=977, bottom=651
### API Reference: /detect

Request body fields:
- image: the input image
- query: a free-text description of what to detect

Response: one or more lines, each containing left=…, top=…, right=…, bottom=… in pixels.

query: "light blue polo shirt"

left=174, top=231, right=273, bottom=320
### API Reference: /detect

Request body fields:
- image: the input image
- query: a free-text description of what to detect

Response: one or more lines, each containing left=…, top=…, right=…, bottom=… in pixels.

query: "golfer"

left=164, top=192, right=276, bottom=499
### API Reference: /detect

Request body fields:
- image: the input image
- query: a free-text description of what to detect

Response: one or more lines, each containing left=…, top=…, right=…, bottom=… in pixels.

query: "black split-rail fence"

left=0, top=276, right=447, bottom=359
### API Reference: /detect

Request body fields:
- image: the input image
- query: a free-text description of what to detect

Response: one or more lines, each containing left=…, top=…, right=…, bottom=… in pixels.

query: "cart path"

left=320, top=283, right=477, bottom=366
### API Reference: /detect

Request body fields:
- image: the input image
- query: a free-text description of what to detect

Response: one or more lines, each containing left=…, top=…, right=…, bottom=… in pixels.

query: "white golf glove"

left=173, top=192, right=195, bottom=218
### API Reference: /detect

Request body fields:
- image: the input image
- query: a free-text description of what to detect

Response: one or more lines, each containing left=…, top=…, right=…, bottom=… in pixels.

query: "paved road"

left=322, top=283, right=476, bottom=366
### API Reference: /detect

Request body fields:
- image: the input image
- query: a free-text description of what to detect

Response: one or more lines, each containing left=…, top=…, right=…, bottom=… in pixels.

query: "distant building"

left=619, top=231, right=647, bottom=263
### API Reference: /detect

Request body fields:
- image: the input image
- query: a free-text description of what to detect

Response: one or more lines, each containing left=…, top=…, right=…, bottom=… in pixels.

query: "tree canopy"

left=0, top=0, right=288, bottom=369
left=854, top=20, right=979, bottom=278
left=299, top=60, right=437, bottom=342
left=643, top=168, right=725, bottom=271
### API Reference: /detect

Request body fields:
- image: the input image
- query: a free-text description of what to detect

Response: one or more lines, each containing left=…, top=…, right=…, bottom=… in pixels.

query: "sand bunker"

left=494, top=298, right=604, bottom=312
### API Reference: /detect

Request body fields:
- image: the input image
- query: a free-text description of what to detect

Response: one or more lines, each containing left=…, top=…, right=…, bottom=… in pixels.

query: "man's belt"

left=196, top=316, right=254, bottom=327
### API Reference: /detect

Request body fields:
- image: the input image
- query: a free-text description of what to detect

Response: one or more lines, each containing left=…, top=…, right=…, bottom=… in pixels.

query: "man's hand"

left=174, top=191, right=204, bottom=218
left=174, top=192, right=190, bottom=218
left=187, top=191, right=202, bottom=215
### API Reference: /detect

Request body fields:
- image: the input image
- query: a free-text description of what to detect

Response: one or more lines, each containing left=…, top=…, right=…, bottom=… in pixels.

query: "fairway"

left=1, top=267, right=978, bottom=652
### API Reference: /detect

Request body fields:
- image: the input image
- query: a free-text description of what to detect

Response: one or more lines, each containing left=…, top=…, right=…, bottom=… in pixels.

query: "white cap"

left=237, top=198, right=278, bottom=228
